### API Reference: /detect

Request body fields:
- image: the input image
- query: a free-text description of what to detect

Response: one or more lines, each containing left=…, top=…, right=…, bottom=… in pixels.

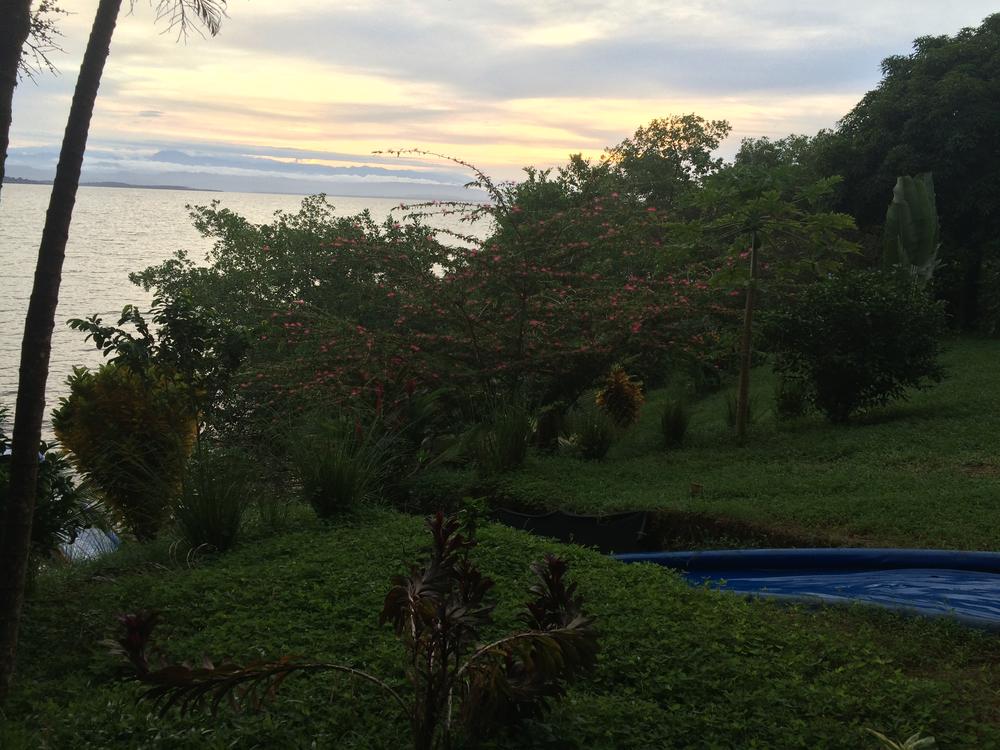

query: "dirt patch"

left=643, top=509, right=857, bottom=551
left=960, top=462, right=1000, bottom=478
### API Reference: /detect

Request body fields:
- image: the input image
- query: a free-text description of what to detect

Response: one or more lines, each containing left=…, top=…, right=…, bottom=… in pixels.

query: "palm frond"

left=153, top=0, right=228, bottom=39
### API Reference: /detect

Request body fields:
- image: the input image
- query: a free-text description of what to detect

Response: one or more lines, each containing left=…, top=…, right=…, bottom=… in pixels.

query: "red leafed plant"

left=109, top=512, right=598, bottom=750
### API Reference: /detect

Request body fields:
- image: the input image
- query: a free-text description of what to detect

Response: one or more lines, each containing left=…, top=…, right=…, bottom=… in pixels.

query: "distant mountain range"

left=4, top=145, right=487, bottom=201
left=3, top=176, right=216, bottom=192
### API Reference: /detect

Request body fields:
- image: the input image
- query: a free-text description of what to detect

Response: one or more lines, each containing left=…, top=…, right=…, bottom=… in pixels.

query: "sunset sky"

left=8, top=1, right=998, bottom=196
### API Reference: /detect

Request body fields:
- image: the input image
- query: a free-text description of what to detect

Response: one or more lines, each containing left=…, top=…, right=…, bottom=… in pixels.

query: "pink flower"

left=630, top=321, right=642, bottom=334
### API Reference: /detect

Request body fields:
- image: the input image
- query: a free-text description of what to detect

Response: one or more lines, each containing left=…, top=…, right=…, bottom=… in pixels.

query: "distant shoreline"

left=3, top=176, right=219, bottom=193
left=2, top=176, right=488, bottom=203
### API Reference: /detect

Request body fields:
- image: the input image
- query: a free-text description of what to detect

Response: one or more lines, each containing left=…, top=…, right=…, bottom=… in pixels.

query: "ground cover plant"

left=110, top=513, right=597, bottom=750
left=3, top=511, right=999, bottom=748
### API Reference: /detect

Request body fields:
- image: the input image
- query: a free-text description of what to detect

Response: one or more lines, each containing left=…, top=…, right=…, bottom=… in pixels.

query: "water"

left=0, top=184, right=471, bottom=435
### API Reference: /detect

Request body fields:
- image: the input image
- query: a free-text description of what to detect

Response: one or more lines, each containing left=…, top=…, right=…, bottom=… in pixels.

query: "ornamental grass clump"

left=291, top=415, right=386, bottom=518
left=724, top=391, right=757, bottom=430
left=474, top=401, right=533, bottom=474
left=660, top=399, right=690, bottom=449
left=595, top=365, right=644, bottom=428
left=773, top=375, right=810, bottom=421
left=110, top=512, right=598, bottom=750
left=173, top=447, right=254, bottom=552
left=561, top=405, right=615, bottom=460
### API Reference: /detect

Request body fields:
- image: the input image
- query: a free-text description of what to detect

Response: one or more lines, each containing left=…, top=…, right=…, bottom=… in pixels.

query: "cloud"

left=5, top=140, right=486, bottom=198
left=9, top=0, right=999, bottom=187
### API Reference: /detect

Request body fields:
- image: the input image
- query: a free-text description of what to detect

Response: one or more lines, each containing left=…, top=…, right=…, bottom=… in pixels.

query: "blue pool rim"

left=613, top=548, right=1000, bottom=573
left=613, top=548, right=1000, bottom=630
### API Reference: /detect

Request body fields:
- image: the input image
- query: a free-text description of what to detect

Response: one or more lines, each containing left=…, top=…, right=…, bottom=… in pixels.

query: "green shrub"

left=0, top=407, right=95, bottom=563
left=474, top=402, right=533, bottom=474
left=562, top=405, right=616, bottom=461
left=173, top=447, right=254, bottom=552
left=761, top=271, right=946, bottom=423
left=773, top=375, right=809, bottom=420
left=51, top=365, right=198, bottom=540
left=660, top=399, right=690, bottom=448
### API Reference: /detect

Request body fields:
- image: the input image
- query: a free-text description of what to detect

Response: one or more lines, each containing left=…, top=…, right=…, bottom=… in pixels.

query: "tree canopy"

left=827, top=13, right=1000, bottom=324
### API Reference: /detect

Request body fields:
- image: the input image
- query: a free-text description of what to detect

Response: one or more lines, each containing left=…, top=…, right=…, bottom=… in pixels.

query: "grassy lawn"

left=4, top=338, right=999, bottom=748
left=3, top=510, right=1000, bottom=749
left=496, top=336, right=1000, bottom=550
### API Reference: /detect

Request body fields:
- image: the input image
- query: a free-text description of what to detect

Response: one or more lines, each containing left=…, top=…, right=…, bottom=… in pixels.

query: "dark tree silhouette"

left=0, top=0, right=228, bottom=704
left=0, top=0, right=33, bottom=204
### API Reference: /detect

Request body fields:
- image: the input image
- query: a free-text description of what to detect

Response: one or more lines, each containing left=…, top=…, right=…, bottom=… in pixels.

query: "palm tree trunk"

left=735, top=231, right=760, bottom=441
left=0, top=0, right=33, bottom=205
left=0, top=0, right=122, bottom=704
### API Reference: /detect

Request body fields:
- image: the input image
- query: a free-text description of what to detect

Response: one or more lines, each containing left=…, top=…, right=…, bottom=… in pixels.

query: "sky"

left=7, top=1, right=999, bottom=197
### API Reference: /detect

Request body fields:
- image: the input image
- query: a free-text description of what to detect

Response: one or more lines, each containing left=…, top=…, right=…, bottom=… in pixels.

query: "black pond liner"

left=493, top=508, right=648, bottom=554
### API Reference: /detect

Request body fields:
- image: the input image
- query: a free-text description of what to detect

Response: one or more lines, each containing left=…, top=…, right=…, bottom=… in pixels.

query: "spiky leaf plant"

left=595, top=365, right=644, bottom=428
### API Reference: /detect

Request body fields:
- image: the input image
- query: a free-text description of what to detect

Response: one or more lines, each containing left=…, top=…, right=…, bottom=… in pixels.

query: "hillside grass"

left=495, top=337, right=1000, bottom=550
left=3, top=510, right=1000, bottom=749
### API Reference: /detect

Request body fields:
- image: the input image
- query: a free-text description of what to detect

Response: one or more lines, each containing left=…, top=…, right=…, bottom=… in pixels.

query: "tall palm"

left=0, top=0, right=34, bottom=204
left=0, top=0, right=227, bottom=703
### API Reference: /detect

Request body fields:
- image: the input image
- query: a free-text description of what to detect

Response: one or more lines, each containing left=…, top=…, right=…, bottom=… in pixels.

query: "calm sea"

left=0, top=184, right=471, bottom=434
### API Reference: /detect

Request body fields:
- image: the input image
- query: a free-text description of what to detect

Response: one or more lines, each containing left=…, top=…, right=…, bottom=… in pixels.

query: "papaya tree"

left=883, top=173, right=940, bottom=286
left=695, top=162, right=859, bottom=439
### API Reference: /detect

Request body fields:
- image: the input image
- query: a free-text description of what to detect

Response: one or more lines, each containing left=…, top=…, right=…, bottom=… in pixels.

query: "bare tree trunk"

left=735, top=231, right=760, bottom=441
left=0, top=0, right=122, bottom=704
left=0, top=0, right=33, bottom=205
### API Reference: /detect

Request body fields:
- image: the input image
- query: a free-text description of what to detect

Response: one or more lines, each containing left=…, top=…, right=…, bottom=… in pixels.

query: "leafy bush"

left=773, top=375, right=810, bottom=420
left=761, top=271, right=946, bottom=423
left=660, top=399, right=690, bottom=448
left=0, top=407, right=94, bottom=563
left=51, top=365, right=198, bottom=540
left=561, top=405, right=616, bottom=460
left=112, top=512, right=598, bottom=750
left=68, top=292, right=249, bottom=421
left=596, top=365, right=645, bottom=428
left=474, top=401, right=533, bottom=474
left=133, top=181, right=721, bottom=440
left=291, top=416, right=388, bottom=518
left=173, top=447, right=254, bottom=552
